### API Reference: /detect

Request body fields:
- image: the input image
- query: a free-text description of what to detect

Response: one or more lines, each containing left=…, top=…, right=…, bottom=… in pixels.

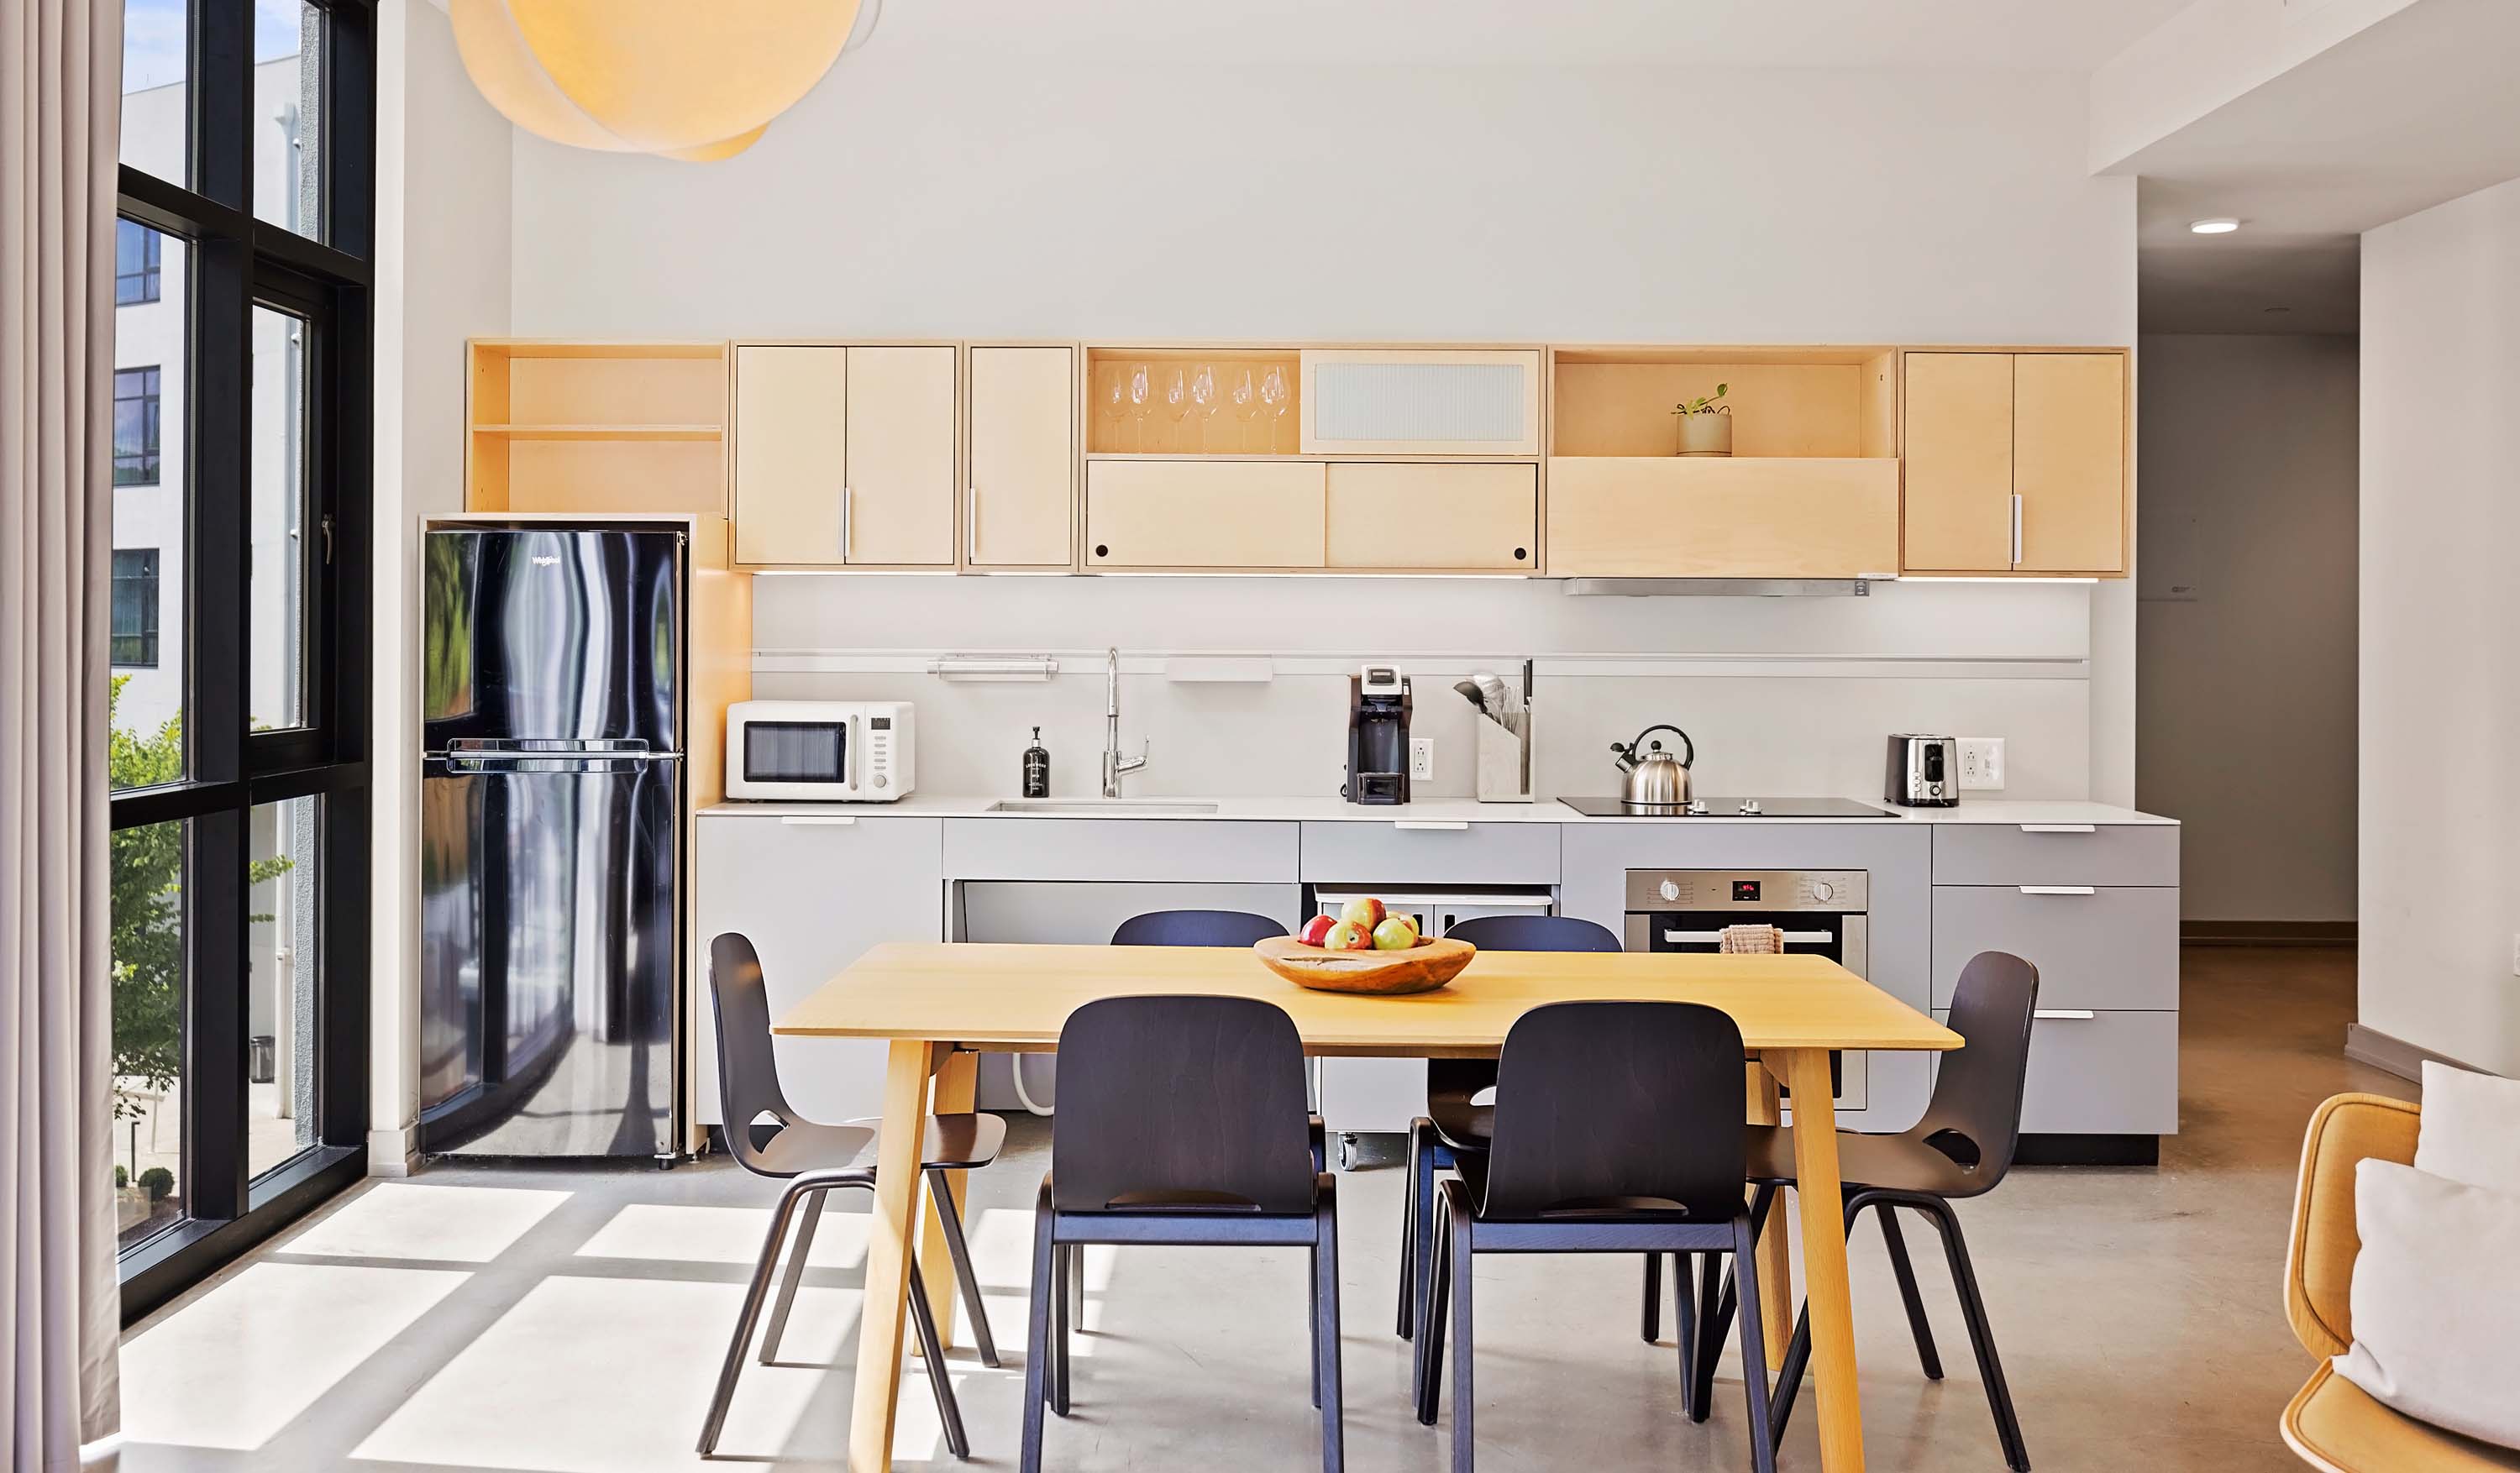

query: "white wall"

left=2135, top=333, right=2358, bottom=922
left=503, top=55, right=2138, bottom=805
left=2358, top=175, right=2520, bottom=1076
left=370, top=0, right=512, bottom=1171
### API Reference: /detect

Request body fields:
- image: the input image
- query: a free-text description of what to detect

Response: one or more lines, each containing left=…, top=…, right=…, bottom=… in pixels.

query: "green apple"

left=1371, top=916, right=1420, bottom=951
left=1323, top=920, right=1373, bottom=951
left=1340, top=896, right=1386, bottom=930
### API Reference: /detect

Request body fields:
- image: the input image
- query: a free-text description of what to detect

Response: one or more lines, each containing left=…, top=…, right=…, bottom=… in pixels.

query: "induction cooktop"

left=1557, top=795, right=1900, bottom=819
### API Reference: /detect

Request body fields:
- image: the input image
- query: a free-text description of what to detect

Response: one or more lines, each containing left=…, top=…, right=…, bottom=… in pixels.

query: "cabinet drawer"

left=1299, top=349, right=1543, bottom=456
left=1932, top=885, right=2177, bottom=1010
left=1326, top=463, right=1536, bottom=570
left=943, top=818, right=1299, bottom=883
left=1546, top=456, right=1898, bottom=578
left=1931, top=822, right=2177, bottom=887
left=1937, top=1007, right=2177, bottom=1136
left=1298, top=820, right=1560, bottom=884
left=1084, top=459, right=1326, bottom=569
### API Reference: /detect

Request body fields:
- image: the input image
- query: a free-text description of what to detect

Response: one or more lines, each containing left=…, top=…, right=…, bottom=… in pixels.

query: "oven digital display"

left=1731, top=880, right=1762, bottom=902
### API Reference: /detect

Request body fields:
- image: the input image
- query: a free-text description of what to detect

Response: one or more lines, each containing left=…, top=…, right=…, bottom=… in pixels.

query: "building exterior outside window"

left=111, top=549, right=160, bottom=668
left=113, top=366, right=160, bottom=485
left=117, top=217, right=160, bottom=304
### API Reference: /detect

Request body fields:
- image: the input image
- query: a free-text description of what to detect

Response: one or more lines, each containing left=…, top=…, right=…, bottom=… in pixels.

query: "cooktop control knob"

left=1659, top=878, right=1682, bottom=903
left=1809, top=879, right=1835, bottom=903
left=1736, top=799, right=1762, bottom=815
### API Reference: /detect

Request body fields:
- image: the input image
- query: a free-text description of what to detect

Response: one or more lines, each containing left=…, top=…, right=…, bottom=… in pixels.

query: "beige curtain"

left=2, top=0, right=127, bottom=1465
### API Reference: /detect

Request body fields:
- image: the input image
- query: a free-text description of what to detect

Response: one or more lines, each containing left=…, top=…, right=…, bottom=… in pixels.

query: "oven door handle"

left=1663, top=928, right=1836, bottom=946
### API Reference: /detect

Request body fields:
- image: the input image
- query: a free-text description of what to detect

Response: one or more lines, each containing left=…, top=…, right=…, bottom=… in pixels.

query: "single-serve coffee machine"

left=1345, top=665, right=1413, bottom=805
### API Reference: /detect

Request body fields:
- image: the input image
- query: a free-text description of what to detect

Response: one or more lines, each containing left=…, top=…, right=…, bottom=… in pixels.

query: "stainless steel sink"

left=988, top=799, right=1221, bottom=815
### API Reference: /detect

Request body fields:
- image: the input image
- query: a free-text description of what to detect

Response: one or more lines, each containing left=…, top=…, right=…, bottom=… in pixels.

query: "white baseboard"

left=366, top=1124, right=422, bottom=1177
left=2344, top=1023, right=2498, bottom=1083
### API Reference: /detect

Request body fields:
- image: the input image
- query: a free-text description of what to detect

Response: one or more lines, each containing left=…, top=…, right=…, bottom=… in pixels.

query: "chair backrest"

left=1110, top=909, right=1288, bottom=948
left=2286, top=1092, right=2421, bottom=1358
left=1910, top=950, right=2040, bottom=1188
left=1049, top=994, right=1316, bottom=1215
left=708, top=932, right=801, bottom=1177
left=1429, top=915, right=1623, bottom=1099
left=1480, top=1001, right=1748, bottom=1222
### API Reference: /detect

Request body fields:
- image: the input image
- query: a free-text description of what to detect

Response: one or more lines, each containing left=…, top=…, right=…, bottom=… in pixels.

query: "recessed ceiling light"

left=2190, top=218, right=2242, bottom=234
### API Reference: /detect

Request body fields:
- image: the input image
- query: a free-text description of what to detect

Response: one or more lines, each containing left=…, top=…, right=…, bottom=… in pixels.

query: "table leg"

left=914, top=1049, right=978, bottom=1352
left=1777, top=1047, right=1864, bottom=1473
left=1743, top=1061, right=1793, bottom=1367
left=848, top=1040, right=940, bottom=1473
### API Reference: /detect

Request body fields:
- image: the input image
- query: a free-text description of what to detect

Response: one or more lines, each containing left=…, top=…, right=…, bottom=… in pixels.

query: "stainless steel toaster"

left=1886, top=734, right=1960, bottom=807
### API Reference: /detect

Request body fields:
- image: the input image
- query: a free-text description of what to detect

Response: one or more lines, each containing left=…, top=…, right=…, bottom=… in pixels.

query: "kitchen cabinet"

left=966, top=345, right=1075, bottom=568
left=1546, top=457, right=1899, bottom=578
left=693, top=814, right=944, bottom=1125
left=732, top=343, right=956, bottom=568
left=1937, top=1007, right=2179, bottom=1137
left=1298, top=819, right=1560, bottom=885
left=1902, top=349, right=2127, bottom=576
left=1324, top=463, right=1536, bottom=570
left=1300, top=349, right=1544, bottom=456
left=1084, top=459, right=1327, bottom=569
left=1930, top=884, right=2178, bottom=1011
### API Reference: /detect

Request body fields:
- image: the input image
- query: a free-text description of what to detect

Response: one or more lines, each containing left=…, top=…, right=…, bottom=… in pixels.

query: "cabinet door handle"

left=780, top=815, right=858, bottom=827
left=2019, top=884, right=2097, bottom=896
left=840, top=485, right=853, bottom=564
left=1393, top=820, right=1470, bottom=831
left=2019, top=823, right=2097, bottom=834
left=2033, top=1009, right=2097, bottom=1021
left=2010, top=493, right=2024, bottom=566
left=966, top=485, right=979, bottom=564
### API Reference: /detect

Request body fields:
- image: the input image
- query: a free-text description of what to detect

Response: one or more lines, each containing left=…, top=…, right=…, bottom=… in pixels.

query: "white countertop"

left=699, top=794, right=2176, bottom=826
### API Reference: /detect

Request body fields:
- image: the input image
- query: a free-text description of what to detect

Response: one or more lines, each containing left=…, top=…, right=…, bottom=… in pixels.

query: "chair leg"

left=1768, top=1301, right=1813, bottom=1452
left=1688, top=1251, right=1725, bottom=1423
left=1315, top=1194, right=1346, bottom=1473
left=698, top=1175, right=830, bottom=1455
left=1415, top=1203, right=1451, bottom=1426
left=1445, top=1188, right=1477, bottom=1473
left=1875, top=1200, right=1943, bottom=1381
left=1641, top=1251, right=1662, bottom=1343
left=926, top=1166, right=1000, bottom=1370
left=907, top=1254, right=970, bottom=1460
left=1397, top=1122, right=1422, bottom=1339
left=1020, top=1187, right=1053, bottom=1473
left=1670, top=1255, right=1694, bottom=1400
left=756, top=1187, right=825, bottom=1366
left=1923, top=1199, right=2031, bottom=1472
left=1310, top=1242, right=1322, bottom=1408
left=1068, top=1241, right=1085, bottom=1322
left=1730, top=1219, right=1779, bottom=1473
left=1049, top=1244, right=1072, bottom=1416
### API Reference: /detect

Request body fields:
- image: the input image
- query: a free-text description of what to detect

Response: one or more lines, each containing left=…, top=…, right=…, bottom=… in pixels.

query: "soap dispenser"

left=1021, top=726, right=1050, bottom=798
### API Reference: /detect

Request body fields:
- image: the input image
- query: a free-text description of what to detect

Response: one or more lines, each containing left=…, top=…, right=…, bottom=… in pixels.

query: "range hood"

left=1561, top=577, right=1882, bottom=598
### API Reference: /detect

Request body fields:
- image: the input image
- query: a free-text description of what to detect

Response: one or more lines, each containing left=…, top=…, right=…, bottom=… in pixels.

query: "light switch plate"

left=1409, top=737, right=1436, bottom=782
left=1959, top=737, right=2006, bottom=790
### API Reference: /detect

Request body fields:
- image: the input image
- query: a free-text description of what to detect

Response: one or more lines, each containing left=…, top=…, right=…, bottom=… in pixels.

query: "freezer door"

left=423, top=527, right=684, bottom=751
left=419, top=752, right=681, bottom=1158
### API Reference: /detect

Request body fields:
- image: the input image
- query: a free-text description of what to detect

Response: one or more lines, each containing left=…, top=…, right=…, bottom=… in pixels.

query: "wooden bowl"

left=1253, top=935, right=1476, bottom=996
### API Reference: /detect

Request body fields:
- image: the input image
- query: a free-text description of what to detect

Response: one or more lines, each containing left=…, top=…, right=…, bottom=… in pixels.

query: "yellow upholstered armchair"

left=2281, top=1093, right=2520, bottom=1471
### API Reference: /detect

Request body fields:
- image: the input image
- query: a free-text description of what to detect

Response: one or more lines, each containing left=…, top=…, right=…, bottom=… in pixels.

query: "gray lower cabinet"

left=694, top=814, right=944, bottom=1127
left=1930, top=885, right=2179, bottom=1011
left=1933, top=821, right=2179, bottom=888
left=1298, top=820, right=1560, bottom=885
left=1936, top=1007, right=2179, bottom=1135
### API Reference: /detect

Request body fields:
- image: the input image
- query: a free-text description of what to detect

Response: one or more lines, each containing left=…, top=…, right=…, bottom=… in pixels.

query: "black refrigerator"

left=419, top=523, right=685, bottom=1161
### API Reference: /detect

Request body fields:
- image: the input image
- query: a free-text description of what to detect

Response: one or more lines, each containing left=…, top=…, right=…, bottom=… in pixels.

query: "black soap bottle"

left=1021, top=726, right=1050, bottom=798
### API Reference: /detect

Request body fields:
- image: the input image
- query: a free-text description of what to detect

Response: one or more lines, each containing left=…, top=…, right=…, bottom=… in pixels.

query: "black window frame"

left=117, top=217, right=162, bottom=304
left=111, top=548, right=162, bottom=668
left=113, top=364, right=161, bottom=485
left=112, top=0, right=375, bottom=1323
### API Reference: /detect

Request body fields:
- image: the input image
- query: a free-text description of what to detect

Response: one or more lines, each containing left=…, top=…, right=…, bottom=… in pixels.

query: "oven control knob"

left=1658, top=878, right=1682, bottom=903
left=1809, top=879, right=1835, bottom=904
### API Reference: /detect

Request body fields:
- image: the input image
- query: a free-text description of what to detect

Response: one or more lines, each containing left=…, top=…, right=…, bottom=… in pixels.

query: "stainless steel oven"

left=1623, top=868, right=1870, bottom=1107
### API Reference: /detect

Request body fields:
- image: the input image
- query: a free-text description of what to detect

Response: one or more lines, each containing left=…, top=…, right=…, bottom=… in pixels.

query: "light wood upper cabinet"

left=1547, top=458, right=1898, bottom=578
left=733, top=344, right=848, bottom=566
left=2013, top=353, right=2126, bottom=574
left=841, top=345, right=958, bottom=566
left=1299, top=349, right=1543, bottom=456
left=1085, top=460, right=1326, bottom=569
left=966, top=346, right=1075, bottom=568
left=1325, top=463, right=1535, bottom=570
left=1901, top=349, right=2128, bottom=576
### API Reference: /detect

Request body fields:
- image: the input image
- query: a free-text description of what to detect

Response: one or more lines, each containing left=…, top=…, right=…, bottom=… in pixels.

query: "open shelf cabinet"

left=1083, top=345, right=1301, bottom=456
left=466, top=340, right=728, bottom=514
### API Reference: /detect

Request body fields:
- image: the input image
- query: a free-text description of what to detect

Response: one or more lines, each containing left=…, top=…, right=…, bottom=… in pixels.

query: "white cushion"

left=2333, top=1159, right=2520, bottom=1451
left=2417, top=1062, right=2520, bottom=1193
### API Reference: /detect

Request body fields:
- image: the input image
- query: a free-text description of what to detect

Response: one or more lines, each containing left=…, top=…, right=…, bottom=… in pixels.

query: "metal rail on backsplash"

left=755, top=649, right=2090, bottom=681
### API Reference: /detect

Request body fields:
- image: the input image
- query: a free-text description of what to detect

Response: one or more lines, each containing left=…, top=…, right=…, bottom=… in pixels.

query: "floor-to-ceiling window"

left=109, top=0, right=374, bottom=1318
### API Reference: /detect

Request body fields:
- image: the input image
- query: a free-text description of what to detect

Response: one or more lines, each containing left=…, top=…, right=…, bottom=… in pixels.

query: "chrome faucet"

left=1101, top=646, right=1149, bottom=798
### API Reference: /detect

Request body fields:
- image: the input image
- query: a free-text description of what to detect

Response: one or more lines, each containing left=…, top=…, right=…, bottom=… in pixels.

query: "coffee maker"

left=1345, top=665, right=1413, bottom=805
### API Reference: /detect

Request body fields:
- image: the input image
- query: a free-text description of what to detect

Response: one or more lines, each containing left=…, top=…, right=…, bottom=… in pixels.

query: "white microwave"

left=724, top=700, right=916, bottom=802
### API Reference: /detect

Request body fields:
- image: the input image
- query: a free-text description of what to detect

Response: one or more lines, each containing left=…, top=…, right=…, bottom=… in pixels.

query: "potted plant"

left=1672, top=382, right=1731, bottom=457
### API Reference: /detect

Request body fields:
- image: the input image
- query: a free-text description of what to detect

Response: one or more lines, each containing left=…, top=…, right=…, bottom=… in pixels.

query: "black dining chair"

left=1395, top=913, right=1622, bottom=1342
left=696, top=933, right=1007, bottom=1460
left=1110, top=908, right=1289, bottom=948
left=1021, top=994, right=1344, bottom=1473
left=1414, top=1000, right=1778, bottom=1473
left=1688, top=949, right=2040, bottom=1471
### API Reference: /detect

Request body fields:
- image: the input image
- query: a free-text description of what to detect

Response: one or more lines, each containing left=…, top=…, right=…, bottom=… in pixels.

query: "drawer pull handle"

left=1394, top=820, right=1471, bottom=831
left=2034, top=1009, right=2097, bottom=1021
left=2019, top=823, right=2097, bottom=834
left=2018, top=885, right=2097, bottom=896
left=780, top=815, right=859, bottom=827
left=1667, top=929, right=1835, bottom=946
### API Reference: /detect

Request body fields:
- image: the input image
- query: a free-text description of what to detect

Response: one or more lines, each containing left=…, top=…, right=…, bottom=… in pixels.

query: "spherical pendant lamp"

left=449, top=0, right=876, bottom=162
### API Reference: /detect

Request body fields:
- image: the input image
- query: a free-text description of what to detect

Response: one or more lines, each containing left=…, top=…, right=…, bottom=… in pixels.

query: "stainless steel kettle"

left=1610, top=724, right=1695, bottom=807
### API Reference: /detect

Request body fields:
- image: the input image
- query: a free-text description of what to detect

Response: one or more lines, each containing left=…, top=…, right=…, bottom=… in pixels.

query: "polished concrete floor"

left=118, top=946, right=2412, bottom=1473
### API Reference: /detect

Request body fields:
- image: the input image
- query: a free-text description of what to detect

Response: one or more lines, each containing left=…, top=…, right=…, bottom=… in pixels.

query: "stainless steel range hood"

left=1561, top=577, right=1883, bottom=598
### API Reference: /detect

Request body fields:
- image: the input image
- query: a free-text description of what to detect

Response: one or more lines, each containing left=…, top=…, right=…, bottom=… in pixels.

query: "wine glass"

left=1098, top=364, right=1129, bottom=453
left=1229, top=367, right=1259, bottom=452
left=1257, top=364, right=1290, bottom=453
left=1126, top=362, right=1152, bottom=452
left=1189, top=362, right=1220, bottom=453
left=1160, top=365, right=1190, bottom=452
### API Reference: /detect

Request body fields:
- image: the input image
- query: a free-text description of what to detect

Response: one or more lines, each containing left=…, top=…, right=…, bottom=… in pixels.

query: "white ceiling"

left=881, top=0, right=2197, bottom=71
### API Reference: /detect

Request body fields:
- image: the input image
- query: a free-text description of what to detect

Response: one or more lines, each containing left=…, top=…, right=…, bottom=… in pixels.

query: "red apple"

left=1323, top=920, right=1373, bottom=951
left=1371, top=915, right=1420, bottom=951
left=1299, top=914, right=1338, bottom=947
left=1340, top=896, right=1386, bottom=930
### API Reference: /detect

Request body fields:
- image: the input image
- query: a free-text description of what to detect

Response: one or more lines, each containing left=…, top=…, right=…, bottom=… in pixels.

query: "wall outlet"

left=1409, top=737, right=1436, bottom=782
left=1958, top=737, right=2007, bottom=790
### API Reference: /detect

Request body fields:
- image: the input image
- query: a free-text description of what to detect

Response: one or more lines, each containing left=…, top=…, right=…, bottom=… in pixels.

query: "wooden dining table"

left=774, top=941, right=1962, bottom=1473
